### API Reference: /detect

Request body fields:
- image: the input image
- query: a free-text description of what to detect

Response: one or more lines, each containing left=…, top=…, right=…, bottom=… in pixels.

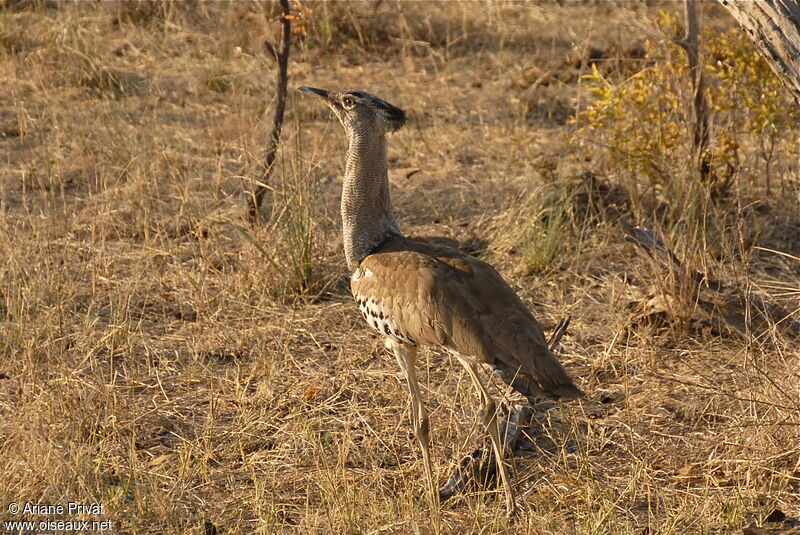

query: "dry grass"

left=0, top=2, right=798, bottom=534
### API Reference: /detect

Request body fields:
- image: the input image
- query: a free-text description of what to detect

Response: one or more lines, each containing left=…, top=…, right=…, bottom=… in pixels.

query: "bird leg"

left=388, top=338, right=438, bottom=511
left=455, top=355, right=517, bottom=515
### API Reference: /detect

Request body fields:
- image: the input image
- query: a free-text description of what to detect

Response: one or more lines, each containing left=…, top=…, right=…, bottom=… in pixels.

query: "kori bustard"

left=299, top=86, right=583, bottom=514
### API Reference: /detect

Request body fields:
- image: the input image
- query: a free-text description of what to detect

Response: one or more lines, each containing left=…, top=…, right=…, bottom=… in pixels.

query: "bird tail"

left=544, top=382, right=585, bottom=400
left=491, top=364, right=584, bottom=401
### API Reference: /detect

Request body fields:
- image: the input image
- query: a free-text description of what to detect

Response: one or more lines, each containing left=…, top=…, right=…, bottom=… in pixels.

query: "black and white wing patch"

left=351, top=266, right=416, bottom=346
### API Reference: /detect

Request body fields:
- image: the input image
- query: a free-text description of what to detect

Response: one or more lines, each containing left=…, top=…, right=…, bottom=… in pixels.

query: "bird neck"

left=341, top=132, right=401, bottom=271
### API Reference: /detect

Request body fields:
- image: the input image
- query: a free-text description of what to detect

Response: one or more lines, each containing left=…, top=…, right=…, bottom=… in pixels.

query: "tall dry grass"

left=0, top=2, right=797, bottom=534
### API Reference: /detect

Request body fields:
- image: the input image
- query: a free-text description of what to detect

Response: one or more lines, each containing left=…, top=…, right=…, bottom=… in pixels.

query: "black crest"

left=373, top=96, right=406, bottom=127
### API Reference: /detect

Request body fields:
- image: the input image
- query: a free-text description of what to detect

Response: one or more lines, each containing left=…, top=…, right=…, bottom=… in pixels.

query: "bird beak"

left=299, top=85, right=342, bottom=119
left=298, top=86, right=330, bottom=100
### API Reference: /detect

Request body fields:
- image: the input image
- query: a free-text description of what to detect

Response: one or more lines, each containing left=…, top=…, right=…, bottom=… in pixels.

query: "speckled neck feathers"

left=341, top=131, right=401, bottom=270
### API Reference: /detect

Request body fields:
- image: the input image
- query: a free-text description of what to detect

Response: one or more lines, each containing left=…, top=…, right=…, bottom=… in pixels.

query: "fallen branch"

left=547, top=315, right=571, bottom=350
left=439, top=405, right=532, bottom=501
left=620, top=218, right=800, bottom=339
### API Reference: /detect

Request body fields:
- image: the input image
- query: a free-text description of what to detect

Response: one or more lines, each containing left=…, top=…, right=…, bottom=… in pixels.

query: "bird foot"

left=439, top=404, right=532, bottom=502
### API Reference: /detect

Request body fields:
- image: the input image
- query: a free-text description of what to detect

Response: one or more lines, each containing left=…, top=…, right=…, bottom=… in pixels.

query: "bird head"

left=298, top=86, right=406, bottom=137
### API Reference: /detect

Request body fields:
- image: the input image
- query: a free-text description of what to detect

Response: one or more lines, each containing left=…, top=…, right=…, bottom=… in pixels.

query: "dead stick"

left=250, top=0, right=292, bottom=222
left=548, top=315, right=571, bottom=351
left=620, top=218, right=800, bottom=338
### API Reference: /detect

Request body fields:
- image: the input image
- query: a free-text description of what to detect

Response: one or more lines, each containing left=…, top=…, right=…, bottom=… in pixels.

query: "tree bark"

left=717, top=0, right=800, bottom=103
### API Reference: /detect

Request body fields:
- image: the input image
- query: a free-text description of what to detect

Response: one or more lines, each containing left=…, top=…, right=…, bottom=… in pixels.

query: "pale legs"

left=455, top=354, right=517, bottom=515
left=387, top=338, right=439, bottom=512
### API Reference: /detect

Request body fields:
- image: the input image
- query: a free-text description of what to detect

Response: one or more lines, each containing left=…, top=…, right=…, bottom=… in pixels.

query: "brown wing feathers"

left=351, top=236, right=584, bottom=400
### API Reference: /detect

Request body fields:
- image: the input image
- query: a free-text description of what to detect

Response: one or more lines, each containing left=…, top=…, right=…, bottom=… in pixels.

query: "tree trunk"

left=717, top=0, right=800, bottom=102
left=678, top=0, right=711, bottom=182
left=719, top=0, right=800, bottom=189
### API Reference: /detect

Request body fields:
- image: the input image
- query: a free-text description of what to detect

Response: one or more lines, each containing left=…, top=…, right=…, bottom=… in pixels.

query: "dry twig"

left=249, top=0, right=292, bottom=222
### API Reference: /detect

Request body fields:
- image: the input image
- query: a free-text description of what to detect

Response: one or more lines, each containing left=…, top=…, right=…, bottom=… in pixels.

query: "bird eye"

left=342, top=97, right=355, bottom=108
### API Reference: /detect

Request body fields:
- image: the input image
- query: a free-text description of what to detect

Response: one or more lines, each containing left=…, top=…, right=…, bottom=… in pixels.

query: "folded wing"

left=350, top=237, right=583, bottom=400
